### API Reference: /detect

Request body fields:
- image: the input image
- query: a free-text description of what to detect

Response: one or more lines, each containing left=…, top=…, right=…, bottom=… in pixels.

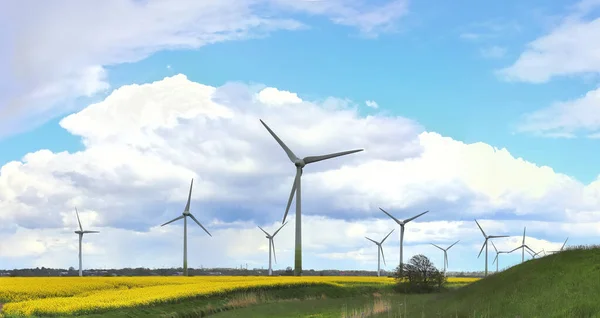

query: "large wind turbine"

left=258, top=221, right=288, bottom=276
left=365, top=229, right=394, bottom=277
left=430, top=240, right=459, bottom=274
left=490, top=241, right=509, bottom=273
left=74, top=207, right=99, bottom=277
left=548, top=237, right=569, bottom=254
left=475, top=219, right=508, bottom=277
left=508, top=227, right=536, bottom=262
left=160, top=179, right=212, bottom=276
left=380, top=208, right=429, bottom=274
left=260, top=119, right=363, bottom=276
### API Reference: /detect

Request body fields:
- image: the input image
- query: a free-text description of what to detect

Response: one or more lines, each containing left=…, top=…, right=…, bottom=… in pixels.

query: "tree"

left=394, top=254, right=446, bottom=293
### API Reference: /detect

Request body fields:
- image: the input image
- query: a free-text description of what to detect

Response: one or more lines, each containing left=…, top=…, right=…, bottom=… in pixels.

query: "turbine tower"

left=490, top=241, right=509, bottom=273
left=548, top=237, right=569, bottom=254
left=380, top=208, right=429, bottom=274
left=508, top=227, right=535, bottom=262
left=260, top=119, right=363, bottom=276
left=430, top=240, right=459, bottom=274
left=475, top=219, right=508, bottom=277
left=365, top=229, right=394, bottom=277
left=257, top=221, right=288, bottom=276
left=160, top=179, right=212, bottom=276
left=74, top=207, right=99, bottom=277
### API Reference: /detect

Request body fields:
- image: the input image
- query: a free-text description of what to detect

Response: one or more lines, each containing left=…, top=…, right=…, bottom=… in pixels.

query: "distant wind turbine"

left=508, top=227, right=536, bottom=262
left=548, top=237, right=569, bottom=254
left=260, top=119, right=363, bottom=276
left=365, top=229, right=394, bottom=277
left=258, top=221, right=288, bottom=276
left=74, top=207, right=99, bottom=277
left=160, top=179, right=212, bottom=276
left=475, top=219, right=508, bottom=277
left=490, top=241, right=509, bottom=273
left=430, top=240, right=459, bottom=274
left=380, top=208, right=429, bottom=274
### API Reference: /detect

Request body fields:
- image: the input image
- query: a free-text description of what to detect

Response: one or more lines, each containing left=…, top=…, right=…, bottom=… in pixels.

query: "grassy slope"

left=382, top=247, right=600, bottom=318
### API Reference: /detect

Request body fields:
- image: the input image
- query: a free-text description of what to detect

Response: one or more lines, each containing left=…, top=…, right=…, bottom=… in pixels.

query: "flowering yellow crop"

left=0, top=276, right=477, bottom=316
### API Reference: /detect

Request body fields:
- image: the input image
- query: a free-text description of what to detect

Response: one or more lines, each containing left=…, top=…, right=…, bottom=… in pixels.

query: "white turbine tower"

left=430, top=240, right=459, bottom=274
left=258, top=221, right=288, bottom=276
left=365, top=229, right=394, bottom=277
left=548, top=237, right=569, bottom=254
left=490, top=241, right=509, bottom=273
left=380, top=208, right=429, bottom=274
left=73, top=207, right=99, bottom=277
left=475, top=219, right=508, bottom=277
left=260, top=119, right=363, bottom=276
left=508, top=227, right=535, bottom=262
left=160, top=179, right=212, bottom=276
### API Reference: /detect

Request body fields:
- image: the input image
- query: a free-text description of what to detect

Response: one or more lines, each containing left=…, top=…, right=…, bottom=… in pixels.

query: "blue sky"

left=1, top=0, right=600, bottom=273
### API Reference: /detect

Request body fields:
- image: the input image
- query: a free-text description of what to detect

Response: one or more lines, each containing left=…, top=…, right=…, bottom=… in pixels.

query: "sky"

left=1, top=0, right=600, bottom=273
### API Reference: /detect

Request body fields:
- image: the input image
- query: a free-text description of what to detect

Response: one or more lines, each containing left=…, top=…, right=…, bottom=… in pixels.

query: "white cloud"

left=0, top=0, right=409, bottom=139
left=1, top=74, right=599, bottom=271
left=498, top=10, right=600, bottom=82
left=480, top=46, right=507, bottom=59
left=515, top=86, right=600, bottom=137
left=365, top=100, right=379, bottom=108
left=256, top=87, right=302, bottom=106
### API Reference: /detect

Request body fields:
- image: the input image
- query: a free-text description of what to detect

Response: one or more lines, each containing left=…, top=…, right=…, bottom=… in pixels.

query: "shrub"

left=393, top=254, right=447, bottom=293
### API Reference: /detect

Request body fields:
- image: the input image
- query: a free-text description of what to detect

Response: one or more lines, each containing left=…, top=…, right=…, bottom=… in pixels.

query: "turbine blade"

left=257, top=226, right=270, bottom=236
left=271, top=239, right=277, bottom=264
left=380, top=246, right=386, bottom=266
left=75, top=207, right=83, bottom=231
left=474, top=219, right=487, bottom=237
left=492, top=254, right=498, bottom=265
left=161, top=215, right=184, bottom=227
left=404, top=210, right=429, bottom=223
left=490, top=240, right=498, bottom=253
left=83, top=231, right=99, bottom=234
left=380, top=229, right=395, bottom=243
left=489, top=235, right=509, bottom=238
left=303, top=149, right=363, bottom=165
left=477, top=240, right=486, bottom=258
left=282, top=170, right=299, bottom=223
left=430, top=243, right=444, bottom=251
left=184, top=179, right=193, bottom=212
left=561, top=237, right=568, bottom=250
left=522, top=227, right=526, bottom=244
left=188, top=213, right=212, bottom=237
left=379, top=208, right=401, bottom=224
left=365, top=237, right=378, bottom=244
left=507, top=246, right=522, bottom=254
left=259, top=119, right=298, bottom=163
left=524, top=245, right=536, bottom=254
left=447, top=240, right=460, bottom=250
left=272, top=221, right=288, bottom=237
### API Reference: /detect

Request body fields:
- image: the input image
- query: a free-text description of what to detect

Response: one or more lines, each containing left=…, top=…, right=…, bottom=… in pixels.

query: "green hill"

left=403, top=246, right=600, bottom=318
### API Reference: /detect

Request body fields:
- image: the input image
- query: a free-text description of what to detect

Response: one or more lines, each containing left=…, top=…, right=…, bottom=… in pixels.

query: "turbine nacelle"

left=294, top=159, right=306, bottom=168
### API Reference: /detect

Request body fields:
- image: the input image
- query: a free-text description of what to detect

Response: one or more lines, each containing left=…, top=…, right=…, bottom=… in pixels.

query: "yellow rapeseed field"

left=0, top=276, right=479, bottom=316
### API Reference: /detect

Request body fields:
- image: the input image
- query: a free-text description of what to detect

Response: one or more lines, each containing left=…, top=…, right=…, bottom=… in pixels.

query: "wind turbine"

left=430, top=240, right=459, bottom=274
left=258, top=221, right=288, bottom=276
left=380, top=208, right=429, bottom=274
left=475, top=219, right=508, bottom=277
left=508, top=227, right=536, bottom=262
left=160, top=179, right=212, bottom=276
left=548, top=237, right=569, bottom=254
left=531, top=249, right=545, bottom=258
left=260, top=119, right=363, bottom=276
left=73, top=207, right=99, bottom=277
left=490, top=241, right=509, bottom=273
left=365, top=229, right=394, bottom=277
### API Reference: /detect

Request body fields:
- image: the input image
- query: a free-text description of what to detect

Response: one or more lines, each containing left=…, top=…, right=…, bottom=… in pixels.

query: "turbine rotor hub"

left=294, top=159, right=306, bottom=168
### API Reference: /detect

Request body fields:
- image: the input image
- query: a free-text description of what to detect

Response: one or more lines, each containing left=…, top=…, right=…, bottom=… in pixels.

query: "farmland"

left=0, top=276, right=476, bottom=317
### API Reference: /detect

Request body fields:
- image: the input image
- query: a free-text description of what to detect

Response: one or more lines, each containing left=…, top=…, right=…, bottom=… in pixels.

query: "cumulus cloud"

left=365, top=100, right=379, bottom=108
left=0, top=0, right=409, bottom=139
left=1, top=74, right=599, bottom=271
